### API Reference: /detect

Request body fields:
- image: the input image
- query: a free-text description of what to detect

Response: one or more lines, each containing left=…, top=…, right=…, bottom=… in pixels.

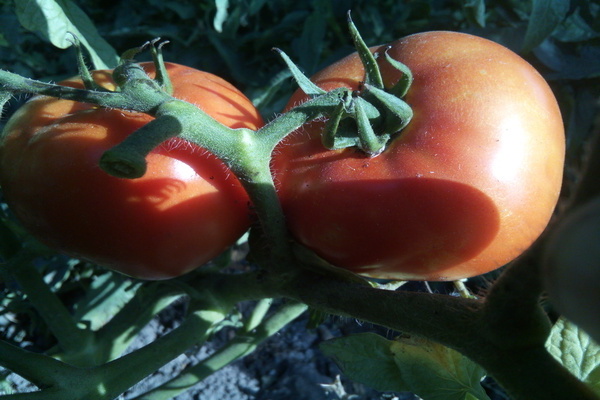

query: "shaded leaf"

left=320, top=333, right=407, bottom=393
left=522, top=0, right=570, bottom=52
left=14, top=0, right=118, bottom=69
left=534, top=39, right=600, bottom=80
left=553, top=6, right=600, bottom=42
left=292, top=9, right=326, bottom=75
left=464, top=0, right=486, bottom=28
left=321, top=333, right=490, bottom=400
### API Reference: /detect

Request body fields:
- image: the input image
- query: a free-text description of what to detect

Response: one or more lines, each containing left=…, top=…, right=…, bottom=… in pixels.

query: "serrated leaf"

left=321, top=333, right=491, bottom=400
left=522, top=0, right=570, bottom=52
left=390, top=335, right=491, bottom=400
left=546, top=317, right=600, bottom=395
left=15, top=0, right=118, bottom=69
left=320, top=333, right=408, bottom=393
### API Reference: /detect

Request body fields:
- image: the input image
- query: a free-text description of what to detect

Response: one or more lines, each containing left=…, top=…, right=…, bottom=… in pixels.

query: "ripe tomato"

left=272, top=31, right=565, bottom=281
left=0, top=62, right=264, bottom=279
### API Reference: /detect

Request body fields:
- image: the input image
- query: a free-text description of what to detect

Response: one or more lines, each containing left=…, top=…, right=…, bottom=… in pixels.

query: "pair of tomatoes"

left=0, top=31, right=565, bottom=281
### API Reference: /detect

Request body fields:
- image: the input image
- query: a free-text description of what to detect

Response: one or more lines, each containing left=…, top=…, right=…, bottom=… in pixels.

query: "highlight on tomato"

left=272, top=31, right=565, bottom=281
left=0, top=62, right=264, bottom=280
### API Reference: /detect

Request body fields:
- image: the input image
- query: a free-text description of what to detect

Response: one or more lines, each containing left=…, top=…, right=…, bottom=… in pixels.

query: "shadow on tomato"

left=283, top=177, right=501, bottom=281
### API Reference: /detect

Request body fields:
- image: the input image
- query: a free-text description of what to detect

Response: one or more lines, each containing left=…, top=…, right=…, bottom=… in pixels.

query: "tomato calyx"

left=113, top=38, right=174, bottom=96
left=277, top=13, right=414, bottom=156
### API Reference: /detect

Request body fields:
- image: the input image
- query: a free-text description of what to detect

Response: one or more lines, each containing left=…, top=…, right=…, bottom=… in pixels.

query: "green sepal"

left=68, top=33, right=109, bottom=92
left=363, top=84, right=413, bottom=134
left=354, top=97, right=388, bottom=156
left=325, top=118, right=362, bottom=150
left=382, top=49, right=413, bottom=98
left=148, top=38, right=173, bottom=95
left=0, top=91, right=12, bottom=118
left=113, top=40, right=158, bottom=89
left=274, top=48, right=326, bottom=97
left=119, top=40, right=148, bottom=63
left=347, top=11, right=383, bottom=89
left=322, top=101, right=348, bottom=149
left=322, top=94, right=383, bottom=152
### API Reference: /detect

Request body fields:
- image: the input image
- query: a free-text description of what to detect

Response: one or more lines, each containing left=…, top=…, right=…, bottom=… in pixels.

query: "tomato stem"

left=6, top=252, right=94, bottom=356
left=130, top=301, right=307, bottom=400
left=100, top=111, right=185, bottom=179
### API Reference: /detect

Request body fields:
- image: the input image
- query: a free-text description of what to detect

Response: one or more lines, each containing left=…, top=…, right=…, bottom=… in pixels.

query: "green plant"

left=0, top=1, right=599, bottom=400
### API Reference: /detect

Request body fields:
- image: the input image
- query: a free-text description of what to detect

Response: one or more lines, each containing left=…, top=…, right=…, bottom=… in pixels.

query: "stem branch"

left=7, top=253, right=92, bottom=355
left=0, top=340, right=77, bottom=388
left=132, top=301, right=307, bottom=400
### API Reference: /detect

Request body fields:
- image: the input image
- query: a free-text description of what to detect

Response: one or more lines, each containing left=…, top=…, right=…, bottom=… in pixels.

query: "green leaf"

left=15, top=0, right=118, bottom=69
left=321, top=333, right=491, bottom=400
left=546, top=317, right=600, bottom=395
left=292, top=10, right=326, bottom=74
left=535, top=40, right=600, bottom=80
left=522, top=0, right=570, bottom=52
left=274, top=48, right=326, bottom=97
left=213, top=0, right=229, bottom=33
left=463, top=0, right=486, bottom=28
left=321, top=333, right=408, bottom=393
left=553, top=6, right=600, bottom=42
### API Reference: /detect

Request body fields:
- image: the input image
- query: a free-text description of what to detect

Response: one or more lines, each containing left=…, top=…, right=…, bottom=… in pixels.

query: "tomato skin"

left=273, top=31, right=565, bottom=281
left=0, top=62, right=264, bottom=280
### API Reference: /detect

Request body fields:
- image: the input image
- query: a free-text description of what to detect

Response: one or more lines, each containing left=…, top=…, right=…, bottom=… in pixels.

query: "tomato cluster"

left=0, top=32, right=565, bottom=281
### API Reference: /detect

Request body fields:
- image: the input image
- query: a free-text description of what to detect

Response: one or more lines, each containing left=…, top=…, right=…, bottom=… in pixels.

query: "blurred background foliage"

left=1, top=0, right=598, bottom=131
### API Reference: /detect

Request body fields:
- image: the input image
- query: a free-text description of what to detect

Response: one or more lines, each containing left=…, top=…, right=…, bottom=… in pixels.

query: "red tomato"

left=272, top=31, right=565, bottom=281
left=0, top=62, right=264, bottom=279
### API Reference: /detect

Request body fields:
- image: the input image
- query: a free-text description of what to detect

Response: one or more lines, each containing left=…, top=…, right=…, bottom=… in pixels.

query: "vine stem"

left=132, top=301, right=308, bottom=400
left=93, top=308, right=225, bottom=400
left=92, top=283, right=184, bottom=363
left=0, top=340, right=79, bottom=389
left=100, top=88, right=351, bottom=268
left=6, top=252, right=93, bottom=355
left=274, top=269, right=599, bottom=400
